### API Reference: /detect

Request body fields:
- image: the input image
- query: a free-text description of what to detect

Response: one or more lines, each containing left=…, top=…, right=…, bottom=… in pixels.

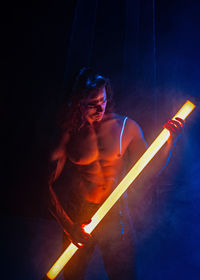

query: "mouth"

left=94, top=113, right=103, bottom=117
left=93, top=114, right=103, bottom=120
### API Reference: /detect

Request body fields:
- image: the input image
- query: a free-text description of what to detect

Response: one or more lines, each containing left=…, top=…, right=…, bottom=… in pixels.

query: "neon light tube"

left=46, top=100, right=195, bottom=280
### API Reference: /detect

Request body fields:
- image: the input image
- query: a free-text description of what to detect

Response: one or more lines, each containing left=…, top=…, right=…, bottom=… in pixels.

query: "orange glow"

left=171, top=100, right=195, bottom=120
left=46, top=100, right=195, bottom=280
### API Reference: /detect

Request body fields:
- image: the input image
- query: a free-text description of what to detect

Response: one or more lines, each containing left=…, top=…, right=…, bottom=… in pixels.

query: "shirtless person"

left=48, top=68, right=184, bottom=280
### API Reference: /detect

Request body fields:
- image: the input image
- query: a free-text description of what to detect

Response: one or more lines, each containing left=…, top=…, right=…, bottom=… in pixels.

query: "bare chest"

left=66, top=118, right=127, bottom=165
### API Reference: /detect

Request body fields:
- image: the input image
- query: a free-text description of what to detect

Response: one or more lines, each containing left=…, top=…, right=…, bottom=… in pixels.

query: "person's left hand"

left=163, top=117, right=185, bottom=141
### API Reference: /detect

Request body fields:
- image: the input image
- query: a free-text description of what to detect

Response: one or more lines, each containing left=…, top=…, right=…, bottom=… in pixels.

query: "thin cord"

left=153, top=0, right=158, bottom=128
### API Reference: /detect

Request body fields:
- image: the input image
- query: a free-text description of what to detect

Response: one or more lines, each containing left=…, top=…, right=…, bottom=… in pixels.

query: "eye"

left=87, top=103, right=97, bottom=108
left=86, top=99, right=107, bottom=109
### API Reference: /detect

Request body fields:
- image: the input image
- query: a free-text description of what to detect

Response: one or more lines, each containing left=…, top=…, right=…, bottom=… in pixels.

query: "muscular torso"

left=53, top=113, right=147, bottom=205
left=66, top=114, right=131, bottom=203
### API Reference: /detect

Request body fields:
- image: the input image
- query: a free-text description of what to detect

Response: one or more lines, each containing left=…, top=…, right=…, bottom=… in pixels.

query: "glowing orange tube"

left=46, top=100, right=195, bottom=280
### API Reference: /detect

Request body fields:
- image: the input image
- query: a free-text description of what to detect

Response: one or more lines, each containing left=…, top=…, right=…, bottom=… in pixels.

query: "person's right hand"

left=65, top=220, right=92, bottom=248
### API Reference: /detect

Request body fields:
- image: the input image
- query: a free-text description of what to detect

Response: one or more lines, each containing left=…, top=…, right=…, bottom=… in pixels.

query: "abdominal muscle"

left=74, top=158, right=123, bottom=204
left=65, top=114, right=128, bottom=204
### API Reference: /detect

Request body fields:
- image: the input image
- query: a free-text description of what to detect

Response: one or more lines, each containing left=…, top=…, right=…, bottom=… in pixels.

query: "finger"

left=84, top=233, right=91, bottom=239
left=82, top=221, right=92, bottom=236
left=164, top=123, right=177, bottom=133
left=81, top=230, right=91, bottom=239
left=82, top=219, right=92, bottom=225
left=73, top=235, right=87, bottom=245
left=79, top=233, right=89, bottom=240
left=165, top=120, right=183, bottom=134
left=175, top=117, right=185, bottom=126
left=77, top=242, right=84, bottom=247
left=74, top=242, right=84, bottom=248
left=77, top=237, right=90, bottom=247
left=167, top=120, right=182, bottom=129
left=79, top=229, right=91, bottom=240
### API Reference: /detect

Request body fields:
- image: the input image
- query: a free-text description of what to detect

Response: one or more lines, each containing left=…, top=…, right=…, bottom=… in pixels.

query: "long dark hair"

left=59, top=68, right=114, bottom=133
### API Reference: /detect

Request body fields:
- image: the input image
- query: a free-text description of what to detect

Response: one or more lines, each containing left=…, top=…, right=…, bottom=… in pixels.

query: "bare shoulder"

left=126, top=118, right=143, bottom=133
left=112, top=113, right=143, bottom=137
left=105, top=112, right=128, bottom=124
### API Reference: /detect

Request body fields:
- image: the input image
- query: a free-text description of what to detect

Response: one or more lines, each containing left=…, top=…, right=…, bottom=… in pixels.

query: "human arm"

left=48, top=132, right=91, bottom=247
left=124, top=117, right=184, bottom=210
left=125, top=117, right=184, bottom=181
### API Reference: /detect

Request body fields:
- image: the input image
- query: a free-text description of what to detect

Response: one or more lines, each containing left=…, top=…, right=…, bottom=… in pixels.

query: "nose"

left=96, top=105, right=103, bottom=112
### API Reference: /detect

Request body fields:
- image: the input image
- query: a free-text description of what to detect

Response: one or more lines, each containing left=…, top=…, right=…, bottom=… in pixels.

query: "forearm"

left=48, top=183, right=91, bottom=247
left=48, top=184, right=73, bottom=235
left=153, top=136, right=175, bottom=177
left=47, top=155, right=71, bottom=228
left=127, top=136, right=174, bottom=185
left=127, top=138, right=174, bottom=213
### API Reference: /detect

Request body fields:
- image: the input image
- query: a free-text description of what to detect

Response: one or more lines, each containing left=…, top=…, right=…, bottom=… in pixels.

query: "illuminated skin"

left=49, top=87, right=184, bottom=247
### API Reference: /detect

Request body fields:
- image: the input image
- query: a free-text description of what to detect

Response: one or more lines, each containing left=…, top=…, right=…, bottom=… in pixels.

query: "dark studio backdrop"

left=2, top=0, right=200, bottom=279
